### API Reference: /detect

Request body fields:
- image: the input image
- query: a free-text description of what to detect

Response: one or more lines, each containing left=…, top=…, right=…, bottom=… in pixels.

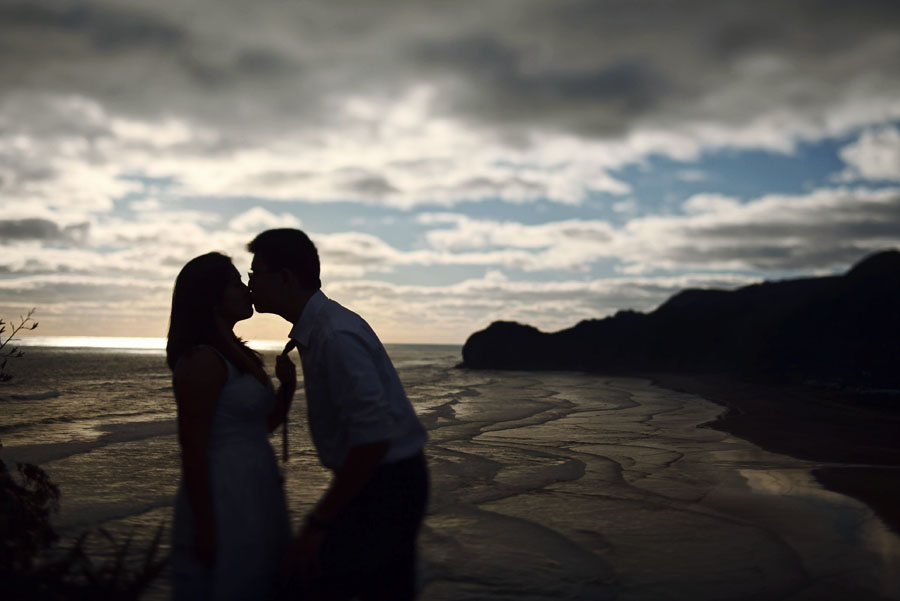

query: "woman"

left=166, top=252, right=295, bottom=601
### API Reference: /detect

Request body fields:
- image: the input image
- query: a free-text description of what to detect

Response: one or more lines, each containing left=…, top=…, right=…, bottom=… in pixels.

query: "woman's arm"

left=174, top=347, right=227, bottom=566
left=267, top=353, right=296, bottom=433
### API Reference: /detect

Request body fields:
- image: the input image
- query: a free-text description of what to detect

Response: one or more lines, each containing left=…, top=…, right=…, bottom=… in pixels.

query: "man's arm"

left=282, top=440, right=389, bottom=583
left=282, top=330, right=393, bottom=580
left=311, top=440, right=389, bottom=523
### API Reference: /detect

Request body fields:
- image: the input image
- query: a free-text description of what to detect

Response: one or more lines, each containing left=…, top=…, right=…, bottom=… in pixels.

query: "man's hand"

left=275, top=353, right=296, bottom=394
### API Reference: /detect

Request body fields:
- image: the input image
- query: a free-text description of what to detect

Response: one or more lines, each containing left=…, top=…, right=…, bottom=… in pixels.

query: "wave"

left=1, top=419, right=178, bottom=465
left=0, top=409, right=174, bottom=434
left=394, top=359, right=442, bottom=368
left=8, top=390, right=61, bottom=401
left=58, top=495, right=175, bottom=533
left=0, top=413, right=77, bottom=433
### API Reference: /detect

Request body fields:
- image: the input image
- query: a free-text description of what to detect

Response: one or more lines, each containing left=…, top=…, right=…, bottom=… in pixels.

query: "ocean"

left=2, top=343, right=899, bottom=600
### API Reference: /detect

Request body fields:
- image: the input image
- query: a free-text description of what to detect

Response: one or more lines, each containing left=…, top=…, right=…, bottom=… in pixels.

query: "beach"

left=416, top=369, right=899, bottom=600
left=651, top=374, right=900, bottom=535
left=2, top=346, right=898, bottom=600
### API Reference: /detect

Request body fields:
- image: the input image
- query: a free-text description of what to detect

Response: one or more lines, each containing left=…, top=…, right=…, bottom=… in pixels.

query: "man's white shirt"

left=289, top=290, right=427, bottom=470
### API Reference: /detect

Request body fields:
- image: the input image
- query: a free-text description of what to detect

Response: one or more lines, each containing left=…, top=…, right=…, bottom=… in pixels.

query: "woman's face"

left=216, top=268, right=254, bottom=324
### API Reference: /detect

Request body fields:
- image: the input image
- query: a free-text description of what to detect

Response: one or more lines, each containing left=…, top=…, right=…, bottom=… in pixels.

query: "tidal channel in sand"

left=416, top=370, right=900, bottom=601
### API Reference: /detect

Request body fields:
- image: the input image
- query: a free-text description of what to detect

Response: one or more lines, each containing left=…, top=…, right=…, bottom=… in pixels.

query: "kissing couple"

left=165, top=228, right=429, bottom=600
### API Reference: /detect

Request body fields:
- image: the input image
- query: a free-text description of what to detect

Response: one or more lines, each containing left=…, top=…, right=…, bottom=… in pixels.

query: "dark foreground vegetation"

left=1, top=311, right=167, bottom=600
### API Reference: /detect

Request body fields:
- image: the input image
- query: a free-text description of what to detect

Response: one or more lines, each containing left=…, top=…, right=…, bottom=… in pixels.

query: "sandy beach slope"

left=650, top=374, right=900, bottom=535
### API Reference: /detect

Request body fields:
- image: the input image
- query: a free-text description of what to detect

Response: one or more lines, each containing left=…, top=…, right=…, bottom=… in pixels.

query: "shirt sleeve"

left=322, top=328, right=395, bottom=449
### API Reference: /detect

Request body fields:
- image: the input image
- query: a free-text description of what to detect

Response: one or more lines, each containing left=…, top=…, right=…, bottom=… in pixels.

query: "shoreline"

left=647, top=373, right=900, bottom=535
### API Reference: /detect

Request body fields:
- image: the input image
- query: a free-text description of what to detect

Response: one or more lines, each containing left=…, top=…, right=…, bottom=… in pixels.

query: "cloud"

left=1, top=0, right=899, bottom=214
left=0, top=273, right=173, bottom=336
left=0, top=263, right=755, bottom=342
left=2, top=183, right=896, bottom=342
left=2, top=1, right=900, bottom=342
left=838, top=126, right=900, bottom=181
left=413, top=34, right=665, bottom=135
left=0, top=1, right=184, bottom=52
left=616, top=186, right=900, bottom=273
left=414, top=186, right=900, bottom=274
left=326, top=270, right=756, bottom=343
left=682, top=194, right=741, bottom=214
left=340, top=174, right=399, bottom=196
left=228, top=207, right=302, bottom=232
left=0, top=218, right=90, bottom=244
left=676, top=169, right=708, bottom=183
left=418, top=213, right=613, bottom=252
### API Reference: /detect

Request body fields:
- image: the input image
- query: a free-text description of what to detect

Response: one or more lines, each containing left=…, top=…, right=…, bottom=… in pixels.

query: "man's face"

left=248, top=255, right=282, bottom=314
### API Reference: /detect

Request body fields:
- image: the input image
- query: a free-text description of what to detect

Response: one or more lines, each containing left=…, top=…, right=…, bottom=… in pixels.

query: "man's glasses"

left=247, top=270, right=276, bottom=283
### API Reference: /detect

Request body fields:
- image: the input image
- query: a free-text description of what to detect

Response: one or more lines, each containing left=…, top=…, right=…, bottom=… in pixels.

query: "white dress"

left=171, top=348, right=291, bottom=601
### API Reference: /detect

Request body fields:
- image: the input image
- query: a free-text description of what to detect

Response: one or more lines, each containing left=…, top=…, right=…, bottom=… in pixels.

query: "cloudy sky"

left=2, top=0, right=899, bottom=344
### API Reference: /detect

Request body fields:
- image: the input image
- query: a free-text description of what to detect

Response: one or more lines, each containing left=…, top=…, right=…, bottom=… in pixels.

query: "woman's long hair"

left=166, top=252, right=262, bottom=372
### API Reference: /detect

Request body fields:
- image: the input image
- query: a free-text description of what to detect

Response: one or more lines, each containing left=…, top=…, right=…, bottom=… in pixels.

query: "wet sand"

left=650, top=374, right=900, bottom=534
left=7, top=356, right=899, bottom=600
left=416, top=370, right=900, bottom=600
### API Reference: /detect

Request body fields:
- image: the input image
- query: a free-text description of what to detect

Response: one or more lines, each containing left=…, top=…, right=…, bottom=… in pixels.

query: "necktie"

left=280, top=340, right=297, bottom=463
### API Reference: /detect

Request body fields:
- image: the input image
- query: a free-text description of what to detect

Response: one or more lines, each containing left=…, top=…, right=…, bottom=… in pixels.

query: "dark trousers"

left=298, top=452, right=429, bottom=601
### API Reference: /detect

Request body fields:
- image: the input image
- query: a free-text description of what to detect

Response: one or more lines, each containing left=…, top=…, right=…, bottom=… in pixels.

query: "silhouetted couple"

left=166, top=229, right=429, bottom=601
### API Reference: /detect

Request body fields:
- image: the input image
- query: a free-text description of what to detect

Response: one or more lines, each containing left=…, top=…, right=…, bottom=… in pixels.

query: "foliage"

left=1, top=450, right=61, bottom=574
left=0, top=308, right=39, bottom=382
left=1, top=310, right=168, bottom=600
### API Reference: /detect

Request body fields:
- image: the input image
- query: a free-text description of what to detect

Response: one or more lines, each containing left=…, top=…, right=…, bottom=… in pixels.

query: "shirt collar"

left=289, top=289, right=328, bottom=349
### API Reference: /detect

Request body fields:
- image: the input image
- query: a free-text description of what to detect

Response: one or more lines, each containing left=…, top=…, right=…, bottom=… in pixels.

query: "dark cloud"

left=0, top=219, right=89, bottom=244
left=234, top=48, right=300, bottom=77
left=414, top=34, right=665, bottom=131
left=440, top=176, right=547, bottom=197
left=687, top=195, right=900, bottom=244
left=618, top=188, right=900, bottom=273
left=245, top=170, right=314, bottom=186
left=660, top=243, right=876, bottom=273
left=0, top=1, right=184, bottom=52
left=342, top=175, right=398, bottom=196
left=2, top=0, right=898, bottom=142
left=0, top=279, right=165, bottom=305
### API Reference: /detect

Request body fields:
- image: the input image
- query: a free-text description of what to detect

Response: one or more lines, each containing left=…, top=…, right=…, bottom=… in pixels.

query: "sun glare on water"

left=17, top=337, right=287, bottom=352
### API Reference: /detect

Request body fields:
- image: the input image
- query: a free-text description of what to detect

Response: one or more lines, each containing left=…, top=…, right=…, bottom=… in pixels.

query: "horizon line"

left=15, top=335, right=462, bottom=351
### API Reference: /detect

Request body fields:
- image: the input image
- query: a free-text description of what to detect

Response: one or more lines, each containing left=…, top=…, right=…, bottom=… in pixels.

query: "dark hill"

left=461, top=249, right=900, bottom=387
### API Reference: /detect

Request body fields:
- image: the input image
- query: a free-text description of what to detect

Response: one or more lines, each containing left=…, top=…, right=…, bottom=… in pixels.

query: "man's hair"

left=247, top=228, right=321, bottom=289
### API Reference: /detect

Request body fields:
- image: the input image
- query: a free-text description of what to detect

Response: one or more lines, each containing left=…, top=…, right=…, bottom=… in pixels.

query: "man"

left=247, top=228, right=429, bottom=601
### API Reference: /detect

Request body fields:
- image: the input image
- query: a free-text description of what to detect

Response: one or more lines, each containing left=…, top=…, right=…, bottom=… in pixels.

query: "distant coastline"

left=460, top=249, right=900, bottom=388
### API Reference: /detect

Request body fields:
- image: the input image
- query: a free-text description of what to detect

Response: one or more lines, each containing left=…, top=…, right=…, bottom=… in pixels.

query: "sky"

left=1, top=0, right=899, bottom=344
